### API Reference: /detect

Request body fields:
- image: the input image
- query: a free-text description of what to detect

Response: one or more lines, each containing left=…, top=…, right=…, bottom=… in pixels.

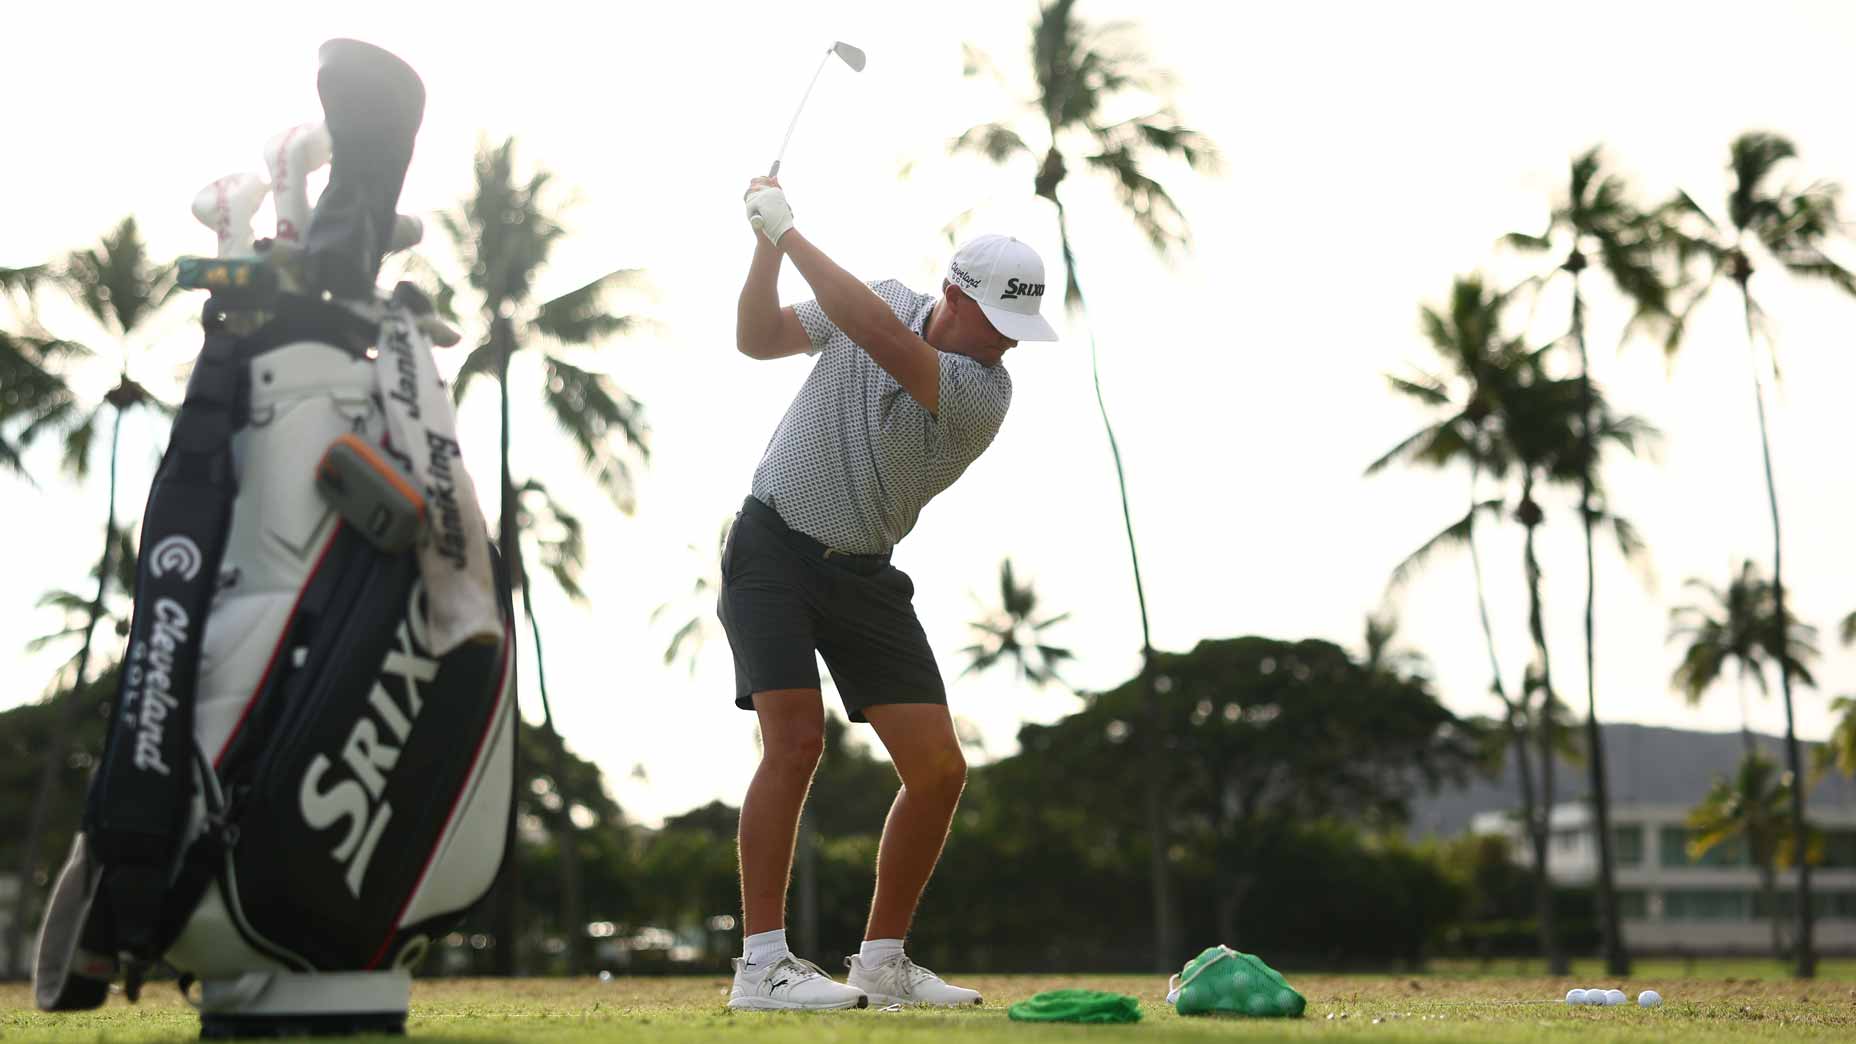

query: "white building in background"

left=1472, top=802, right=1856, bottom=953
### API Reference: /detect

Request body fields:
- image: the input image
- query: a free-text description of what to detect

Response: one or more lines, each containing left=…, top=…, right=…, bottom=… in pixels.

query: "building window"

left=1753, top=891, right=1841, bottom=919
left=1613, top=826, right=1643, bottom=867
left=1663, top=889, right=1749, bottom=921
left=1617, top=889, right=1648, bottom=920
left=1834, top=892, right=1856, bottom=920
left=1659, top=826, right=1749, bottom=868
left=1822, top=831, right=1856, bottom=870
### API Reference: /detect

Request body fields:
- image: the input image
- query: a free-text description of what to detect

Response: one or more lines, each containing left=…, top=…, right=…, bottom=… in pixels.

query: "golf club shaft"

left=769, top=49, right=835, bottom=178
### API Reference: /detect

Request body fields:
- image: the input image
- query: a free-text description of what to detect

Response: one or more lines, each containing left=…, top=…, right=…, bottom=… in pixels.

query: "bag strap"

left=84, top=305, right=246, bottom=968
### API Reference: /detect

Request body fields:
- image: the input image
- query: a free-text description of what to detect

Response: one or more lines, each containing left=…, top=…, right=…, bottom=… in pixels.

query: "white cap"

left=944, top=234, right=1059, bottom=342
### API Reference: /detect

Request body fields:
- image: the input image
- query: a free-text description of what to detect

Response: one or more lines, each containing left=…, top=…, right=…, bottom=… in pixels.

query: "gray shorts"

left=716, top=496, right=946, bottom=722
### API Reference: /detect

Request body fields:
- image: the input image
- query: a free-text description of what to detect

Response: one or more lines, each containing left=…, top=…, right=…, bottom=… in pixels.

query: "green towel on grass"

left=1008, top=989, right=1142, bottom=1023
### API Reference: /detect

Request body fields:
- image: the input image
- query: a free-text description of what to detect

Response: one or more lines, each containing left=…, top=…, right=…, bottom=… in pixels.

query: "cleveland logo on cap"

left=1001, top=277, right=1045, bottom=300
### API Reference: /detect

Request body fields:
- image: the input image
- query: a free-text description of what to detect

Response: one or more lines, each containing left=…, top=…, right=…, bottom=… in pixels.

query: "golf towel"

left=374, top=302, right=499, bottom=655
left=1007, top=989, right=1142, bottom=1023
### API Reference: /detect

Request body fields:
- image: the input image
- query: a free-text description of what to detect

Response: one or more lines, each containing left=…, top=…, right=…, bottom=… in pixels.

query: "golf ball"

left=1638, top=990, right=1663, bottom=1007
left=1604, top=989, right=1626, bottom=1006
left=1565, top=989, right=1587, bottom=1005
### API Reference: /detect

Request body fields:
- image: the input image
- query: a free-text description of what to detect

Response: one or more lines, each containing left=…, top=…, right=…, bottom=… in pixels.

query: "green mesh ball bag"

left=1167, top=945, right=1305, bottom=1017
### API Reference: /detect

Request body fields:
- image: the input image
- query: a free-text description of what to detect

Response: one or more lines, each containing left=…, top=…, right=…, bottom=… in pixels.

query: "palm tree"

left=1, top=265, right=85, bottom=477
left=1361, top=611, right=1431, bottom=683
left=952, top=0, right=1215, bottom=970
left=651, top=517, right=732, bottom=676
left=1824, top=614, right=1856, bottom=779
left=1662, top=132, right=1855, bottom=977
left=1373, top=274, right=1656, bottom=973
left=439, top=137, right=651, bottom=975
left=5, top=219, right=178, bottom=976
left=1668, top=558, right=1819, bottom=959
left=1668, top=560, right=1819, bottom=753
left=959, top=558, right=1075, bottom=689
left=28, top=524, right=138, bottom=688
left=1502, top=360, right=1657, bottom=978
left=1369, top=274, right=1563, bottom=967
left=1687, top=753, right=1815, bottom=955
left=1504, top=147, right=1675, bottom=976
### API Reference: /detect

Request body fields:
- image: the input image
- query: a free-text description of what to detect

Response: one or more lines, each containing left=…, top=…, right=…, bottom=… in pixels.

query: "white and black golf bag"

left=33, top=40, right=517, bottom=1037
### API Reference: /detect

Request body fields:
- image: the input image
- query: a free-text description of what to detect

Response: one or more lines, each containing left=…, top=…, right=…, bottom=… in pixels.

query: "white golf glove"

left=745, top=185, right=794, bottom=245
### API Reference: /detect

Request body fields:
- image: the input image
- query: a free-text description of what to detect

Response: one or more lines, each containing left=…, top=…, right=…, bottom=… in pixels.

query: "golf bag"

left=33, top=40, right=517, bottom=1037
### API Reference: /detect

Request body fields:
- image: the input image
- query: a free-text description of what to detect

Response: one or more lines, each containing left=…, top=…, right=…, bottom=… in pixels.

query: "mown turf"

left=5, top=972, right=1856, bottom=1042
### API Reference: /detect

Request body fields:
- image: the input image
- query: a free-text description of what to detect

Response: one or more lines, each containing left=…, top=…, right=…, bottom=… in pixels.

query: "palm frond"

left=1082, top=146, right=1190, bottom=253
left=950, top=122, right=1033, bottom=163
left=535, top=268, right=650, bottom=346
left=60, top=403, right=103, bottom=479
left=451, top=339, right=501, bottom=405
left=539, top=354, right=649, bottom=511
left=515, top=477, right=587, bottom=601
left=1387, top=499, right=1505, bottom=591
left=1823, top=696, right=1856, bottom=778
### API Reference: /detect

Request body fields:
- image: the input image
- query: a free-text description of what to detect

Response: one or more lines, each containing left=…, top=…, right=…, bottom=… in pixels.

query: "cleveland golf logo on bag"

left=147, top=535, right=204, bottom=580
left=120, top=598, right=192, bottom=776
left=299, top=580, right=441, bottom=897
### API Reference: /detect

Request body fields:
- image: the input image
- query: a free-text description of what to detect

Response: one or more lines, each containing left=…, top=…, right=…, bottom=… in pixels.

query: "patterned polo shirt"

left=749, top=279, right=1013, bottom=554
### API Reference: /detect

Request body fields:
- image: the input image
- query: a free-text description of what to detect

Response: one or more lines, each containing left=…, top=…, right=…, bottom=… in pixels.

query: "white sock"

left=743, top=928, right=790, bottom=967
left=859, top=938, right=905, bottom=965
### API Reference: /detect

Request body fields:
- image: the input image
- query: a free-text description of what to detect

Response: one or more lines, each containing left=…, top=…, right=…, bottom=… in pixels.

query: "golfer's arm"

left=779, top=230, right=939, bottom=414
left=735, top=237, right=812, bottom=360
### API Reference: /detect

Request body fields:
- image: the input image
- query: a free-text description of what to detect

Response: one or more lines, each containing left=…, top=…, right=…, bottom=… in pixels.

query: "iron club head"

left=832, top=41, right=866, bottom=72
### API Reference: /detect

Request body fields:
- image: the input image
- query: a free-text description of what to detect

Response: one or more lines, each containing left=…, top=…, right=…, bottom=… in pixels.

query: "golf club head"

left=264, top=122, right=333, bottom=244
left=832, top=41, right=866, bottom=71
left=302, top=38, right=426, bottom=300
left=190, top=173, right=271, bottom=259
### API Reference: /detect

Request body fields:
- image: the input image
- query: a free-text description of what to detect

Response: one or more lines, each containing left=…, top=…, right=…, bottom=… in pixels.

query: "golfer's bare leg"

left=862, top=703, right=967, bottom=941
left=739, top=688, right=825, bottom=936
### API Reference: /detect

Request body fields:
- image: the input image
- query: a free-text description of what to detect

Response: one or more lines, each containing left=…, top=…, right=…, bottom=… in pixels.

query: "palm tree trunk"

left=5, top=405, right=123, bottom=977
left=1520, top=473, right=1566, bottom=974
left=1735, top=668, right=1756, bottom=758
left=1737, top=282, right=1813, bottom=978
left=1049, top=198, right=1173, bottom=972
left=490, top=318, right=523, bottom=976
left=1466, top=461, right=1549, bottom=947
left=522, top=585, right=584, bottom=976
left=1569, top=269, right=1628, bottom=976
left=794, top=809, right=819, bottom=958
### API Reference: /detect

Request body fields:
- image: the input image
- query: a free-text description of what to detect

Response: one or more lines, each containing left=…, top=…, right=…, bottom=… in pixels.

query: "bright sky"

left=5, top=1, right=1855, bottom=826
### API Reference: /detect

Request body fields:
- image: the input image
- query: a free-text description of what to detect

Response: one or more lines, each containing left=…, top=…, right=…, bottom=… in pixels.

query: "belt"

left=741, top=496, right=891, bottom=566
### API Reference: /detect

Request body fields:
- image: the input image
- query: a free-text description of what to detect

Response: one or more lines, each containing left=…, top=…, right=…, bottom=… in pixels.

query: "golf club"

left=190, top=172, right=270, bottom=259
left=264, top=122, right=333, bottom=245
left=767, top=41, right=865, bottom=178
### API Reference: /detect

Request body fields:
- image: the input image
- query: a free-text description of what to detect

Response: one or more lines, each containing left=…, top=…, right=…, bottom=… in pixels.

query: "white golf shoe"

left=728, top=954, right=868, bottom=1011
left=845, top=953, right=982, bottom=1007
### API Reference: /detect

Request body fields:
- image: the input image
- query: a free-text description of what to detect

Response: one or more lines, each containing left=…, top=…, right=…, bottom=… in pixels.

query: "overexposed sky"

left=4, top=1, right=1855, bottom=825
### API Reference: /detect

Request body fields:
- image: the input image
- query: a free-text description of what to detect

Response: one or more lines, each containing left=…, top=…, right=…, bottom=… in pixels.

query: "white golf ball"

left=1604, top=989, right=1626, bottom=1006
left=1565, top=989, right=1587, bottom=1005
left=1638, top=990, right=1663, bottom=1007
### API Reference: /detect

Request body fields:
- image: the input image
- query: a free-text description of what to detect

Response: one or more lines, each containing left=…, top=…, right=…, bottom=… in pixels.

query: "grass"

left=5, top=969, right=1856, bottom=1043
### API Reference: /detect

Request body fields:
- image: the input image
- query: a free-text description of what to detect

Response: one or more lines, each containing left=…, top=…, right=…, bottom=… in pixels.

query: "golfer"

left=721, top=176, right=1057, bottom=1010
